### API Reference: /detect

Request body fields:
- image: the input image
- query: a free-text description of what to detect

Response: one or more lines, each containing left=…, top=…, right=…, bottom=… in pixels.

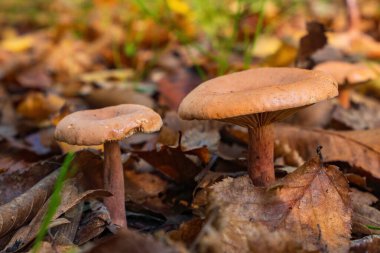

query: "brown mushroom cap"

left=55, top=104, right=162, bottom=145
left=313, top=61, right=376, bottom=85
left=178, top=68, right=338, bottom=126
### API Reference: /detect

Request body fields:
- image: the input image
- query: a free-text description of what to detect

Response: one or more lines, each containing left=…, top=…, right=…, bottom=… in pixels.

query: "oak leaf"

left=204, top=156, right=351, bottom=253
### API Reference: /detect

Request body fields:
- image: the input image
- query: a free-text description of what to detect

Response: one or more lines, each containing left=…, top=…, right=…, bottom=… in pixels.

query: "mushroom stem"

left=104, top=141, right=127, bottom=227
left=339, top=89, right=351, bottom=109
left=247, top=125, right=275, bottom=186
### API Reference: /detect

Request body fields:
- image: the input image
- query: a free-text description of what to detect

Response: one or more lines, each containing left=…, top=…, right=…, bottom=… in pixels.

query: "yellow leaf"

left=0, top=35, right=33, bottom=53
left=17, top=92, right=65, bottom=121
left=166, top=0, right=190, bottom=15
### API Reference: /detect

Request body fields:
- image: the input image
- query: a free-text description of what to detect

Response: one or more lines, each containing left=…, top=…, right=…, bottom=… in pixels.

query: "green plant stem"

left=367, top=225, right=380, bottom=230
left=32, top=152, right=75, bottom=253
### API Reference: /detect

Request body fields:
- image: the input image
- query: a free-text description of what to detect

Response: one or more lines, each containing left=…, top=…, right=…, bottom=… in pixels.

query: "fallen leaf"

left=17, top=92, right=65, bottom=121
left=134, top=137, right=205, bottom=184
left=168, top=218, right=203, bottom=247
left=350, top=235, right=380, bottom=253
left=224, top=123, right=380, bottom=179
left=204, top=156, right=351, bottom=253
left=84, top=228, right=179, bottom=253
left=200, top=221, right=308, bottom=253
left=157, top=68, right=202, bottom=110
left=51, top=202, right=83, bottom=245
left=295, top=22, right=327, bottom=69
left=26, top=241, right=78, bottom=253
left=75, top=200, right=111, bottom=245
left=16, top=65, right=52, bottom=89
left=3, top=177, right=111, bottom=252
left=0, top=154, right=62, bottom=205
left=351, top=188, right=380, bottom=235
left=0, top=35, right=34, bottom=53
left=329, top=92, right=380, bottom=130
left=125, top=170, right=167, bottom=203
left=274, top=124, right=380, bottom=179
left=0, top=170, right=58, bottom=239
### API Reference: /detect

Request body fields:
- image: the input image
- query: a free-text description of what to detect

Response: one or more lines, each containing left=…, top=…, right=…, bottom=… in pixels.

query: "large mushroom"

left=178, top=68, right=338, bottom=186
left=55, top=104, right=162, bottom=227
left=313, top=61, right=376, bottom=109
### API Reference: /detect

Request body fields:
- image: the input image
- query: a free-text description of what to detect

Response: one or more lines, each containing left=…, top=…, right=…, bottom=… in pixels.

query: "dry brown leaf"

left=204, top=156, right=351, bottom=253
left=0, top=154, right=62, bottom=205
left=274, top=140, right=305, bottom=167
left=125, top=170, right=167, bottom=203
left=134, top=140, right=205, bottom=184
left=84, top=228, right=179, bottom=253
left=26, top=241, right=78, bottom=253
left=168, top=218, right=203, bottom=247
left=0, top=170, right=58, bottom=239
left=350, top=235, right=380, bottom=253
left=296, top=22, right=327, bottom=69
left=200, top=221, right=308, bottom=253
left=0, top=32, right=51, bottom=80
left=17, top=92, right=65, bottom=121
left=351, top=188, right=380, bottom=235
left=3, top=178, right=111, bottom=252
left=157, top=68, right=202, bottom=110
left=51, top=202, right=83, bottom=245
left=275, top=124, right=380, bottom=179
left=16, top=64, right=52, bottom=89
left=75, top=200, right=111, bottom=246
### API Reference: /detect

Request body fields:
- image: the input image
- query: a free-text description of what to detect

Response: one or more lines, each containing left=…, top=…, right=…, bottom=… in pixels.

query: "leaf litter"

left=0, top=1, right=380, bottom=252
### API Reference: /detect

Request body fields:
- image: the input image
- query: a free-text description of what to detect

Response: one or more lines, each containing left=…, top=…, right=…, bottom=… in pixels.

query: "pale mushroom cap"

left=178, top=68, right=338, bottom=121
left=55, top=104, right=163, bottom=145
left=313, top=61, right=376, bottom=85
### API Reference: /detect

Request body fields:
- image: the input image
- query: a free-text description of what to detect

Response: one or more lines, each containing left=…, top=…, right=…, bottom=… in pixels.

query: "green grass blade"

left=32, top=152, right=75, bottom=253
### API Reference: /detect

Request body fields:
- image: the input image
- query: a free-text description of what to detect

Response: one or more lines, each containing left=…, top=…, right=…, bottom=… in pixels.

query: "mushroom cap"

left=55, top=104, right=162, bottom=145
left=313, top=61, right=376, bottom=85
left=178, top=68, right=338, bottom=122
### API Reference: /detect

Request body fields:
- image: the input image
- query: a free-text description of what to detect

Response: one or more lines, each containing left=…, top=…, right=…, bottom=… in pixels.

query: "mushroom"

left=313, top=61, right=376, bottom=109
left=178, top=68, right=338, bottom=186
left=55, top=104, right=163, bottom=227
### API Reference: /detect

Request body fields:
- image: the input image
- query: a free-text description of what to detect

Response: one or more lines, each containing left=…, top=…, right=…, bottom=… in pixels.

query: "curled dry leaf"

left=350, top=235, right=380, bottom=253
left=275, top=124, right=380, bottom=180
left=203, top=156, right=351, bottom=253
left=351, top=188, right=380, bottom=235
left=51, top=202, right=84, bottom=245
left=3, top=178, right=111, bottom=252
left=75, top=200, right=111, bottom=246
left=0, top=170, right=58, bottom=239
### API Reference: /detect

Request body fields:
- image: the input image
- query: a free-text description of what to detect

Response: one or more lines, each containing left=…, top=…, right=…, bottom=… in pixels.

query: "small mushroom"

left=178, top=68, right=338, bottom=186
left=55, top=104, right=163, bottom=227
left=313, top=61, right=376, bottom=109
